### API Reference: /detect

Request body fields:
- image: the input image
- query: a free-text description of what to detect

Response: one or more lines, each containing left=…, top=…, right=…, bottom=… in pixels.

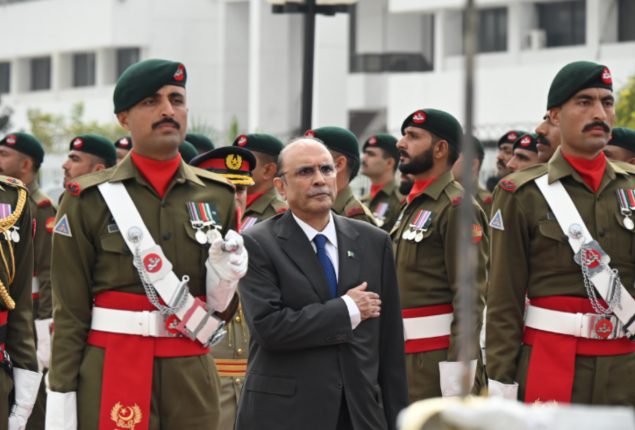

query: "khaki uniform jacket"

left=361, top=180, right=403, bottom=232
left=486, top=148, right=635, bottom=405
left=49, top=157, right=236, bottom=427
left=27, top=182, right=56, bottom=319
left=391, top=170, right=489, bottom=401
left=241, top=187, right=287, bottom=229
left=333, top=185, right=377, bottom=226
left=475, top=185, right=492, bottom=220
left=0, top=177, right=38, bottom=424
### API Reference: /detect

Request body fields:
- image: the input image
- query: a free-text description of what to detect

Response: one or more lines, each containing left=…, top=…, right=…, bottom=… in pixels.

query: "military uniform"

left=48, top=156, right=237, bottom=429
left=391, top=170, right=488, bottom=401
left=361, top=180, right=402, bottom=231
left=241, top=187, right=287, bottom=231
left=0, top=176, right=40, bottom=425
left=486, top=149, right=635, bottom=405
left=475, top=186, right=492, bottom=219
left=333, top=185, right=377, bottom=225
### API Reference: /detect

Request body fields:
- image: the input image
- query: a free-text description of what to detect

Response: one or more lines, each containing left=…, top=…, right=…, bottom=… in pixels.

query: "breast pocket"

left=611, top=213, right=635, bottom=264
left=178, top=222, right=209, bottom=283
left=535, top=221, right=573, bottom=270
left=96, top=233, right=137, bottom=286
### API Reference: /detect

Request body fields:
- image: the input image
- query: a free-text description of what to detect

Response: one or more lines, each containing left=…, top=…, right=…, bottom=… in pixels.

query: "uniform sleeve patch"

left=499, top=180, right=516, bottom=192
left=483, top=195, right=493, bottom=204
left=489, top=209, right=505, bottom=231
left=66, top=182, right=81, bottom=196
left=346, top=206, right=364, bottom=217
left=451, top=196, right=463, bottom=206
left=53, top=214, right=73, bottom=237
left=45, top=217, right=55, bottom=234
left=276, top=207, right=287, bottom=214
left=37, top=199, right=52, bottom=208
left=472, top=223, right=484, bottom=243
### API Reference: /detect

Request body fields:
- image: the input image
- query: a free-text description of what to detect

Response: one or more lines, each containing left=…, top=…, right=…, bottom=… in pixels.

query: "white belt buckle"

left=585, top=313, right=618, bottom=340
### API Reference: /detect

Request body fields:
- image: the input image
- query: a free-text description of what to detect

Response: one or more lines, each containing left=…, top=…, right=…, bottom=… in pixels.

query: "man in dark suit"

left=236, top=138, right=408, bottom=430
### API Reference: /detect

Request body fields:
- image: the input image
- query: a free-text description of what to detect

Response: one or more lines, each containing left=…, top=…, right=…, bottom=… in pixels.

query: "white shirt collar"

left=292, top=212, right=338, bottom=249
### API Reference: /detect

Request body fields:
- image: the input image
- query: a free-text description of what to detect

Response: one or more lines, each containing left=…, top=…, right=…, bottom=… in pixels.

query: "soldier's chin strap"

left=535, top=174, right=635, bottom=339
left=97, top=182, right=226, bottom=347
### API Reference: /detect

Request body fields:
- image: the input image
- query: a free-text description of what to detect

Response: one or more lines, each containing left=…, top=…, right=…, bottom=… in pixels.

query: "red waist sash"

left=87, top=292, right=208, bottom=430
left=402, top=304, right=452, bottom=354
left=523, top=296, right=635, bottom=404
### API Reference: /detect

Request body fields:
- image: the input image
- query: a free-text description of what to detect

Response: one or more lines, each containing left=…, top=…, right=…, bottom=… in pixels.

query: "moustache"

left=152, top=118, right=181, bottom=130
left=582, top=121, right=610, bottom=133
left=536, top=135, right=550, bottom=147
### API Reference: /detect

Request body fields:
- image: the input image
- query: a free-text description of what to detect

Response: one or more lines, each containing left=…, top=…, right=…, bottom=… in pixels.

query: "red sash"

left=523, top=296, right=635, bottom=403
left=402, top=304, right=452, bottom=354
left=87, top=292, right=208, bottom=430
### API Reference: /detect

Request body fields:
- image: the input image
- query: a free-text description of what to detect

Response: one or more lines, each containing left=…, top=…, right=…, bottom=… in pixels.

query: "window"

left=478, top=8, right=507, bottom=52
left=537, top=0, right=586, bottom=47
left=0, top=63, right=9, bottom=94
left=73, top=52, right=96, bottom=87
left=30, top=57, right=51, bottom=91
left=618, top=0, right=635, bottom=42
left=116, top=48, right=140, bottom=77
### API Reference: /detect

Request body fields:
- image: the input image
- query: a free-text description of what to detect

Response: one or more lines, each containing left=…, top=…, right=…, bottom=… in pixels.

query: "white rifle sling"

left=534, top=174, right=635, bottom=338
left=98, top=182, right=225, bottom=346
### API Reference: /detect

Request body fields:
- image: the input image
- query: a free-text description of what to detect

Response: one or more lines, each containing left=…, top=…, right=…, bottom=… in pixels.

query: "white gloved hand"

left=208, top=229, right=248, bottom=282
left=439, top=360, right=476, bottom=397
left=45, top=391, right=77, bottom=430
left=8, top=368, right=42, bottom=430
left=34, top=318, right=53, bottom=371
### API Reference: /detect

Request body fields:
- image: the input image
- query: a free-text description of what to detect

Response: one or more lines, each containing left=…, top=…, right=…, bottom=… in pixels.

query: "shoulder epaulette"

left=271, top=197, right=288, bottom=213
left=346, top=205, right=365, bottom=217
left=0, top=175, right=26, bottom=190
left=66, top=168, right=114, bottom=197
left=497, top=164, right=547, bottom=194
left=33, top=188, right=53, bottom=208
left=443, top=181, right=464, bottom=205
left=611, top=160, right=635, bottom=176
left=190, top=166, right=235, bottom=191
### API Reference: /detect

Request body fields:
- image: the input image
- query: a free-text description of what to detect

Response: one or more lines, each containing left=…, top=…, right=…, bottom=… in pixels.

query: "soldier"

left=392, top=109, right=488, bottom=401
left=190, top=146, right=255, bottom=430
left=62, top=134, right=116, bottom=186
left=604, top=127, right=635, bottom=164
left=186, top=133, right=215, bottom=154
left=360, top=133, right=403, bottom=231
left=486, top=61, right=635, bottom=405
left=535, top=113, right=561, bottom=163
left=113, top=136, right=132, bottom=164
left=0, top=174, right=41, bottom=429
left=46, top=59, right=247, bottom=429
left=495, top=130, right=526, bottom=178
left=179, top=140, right=198, bottom=163
left=506, top=133, right=540, bottom=173
left=304, top=127, right=377, bottom=225
left=231, top=134, right=287, bottom=230
left=451, top=136, right=492, bottom=218
left=0, top=133, right=56, bottom=429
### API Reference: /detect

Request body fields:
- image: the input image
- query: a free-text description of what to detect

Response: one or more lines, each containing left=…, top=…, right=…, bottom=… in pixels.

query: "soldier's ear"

left=116, top=111, right=130, bottom=130
left=549, top=108, right=561, bottom=127
left=273, top=177, right=286, bottom=200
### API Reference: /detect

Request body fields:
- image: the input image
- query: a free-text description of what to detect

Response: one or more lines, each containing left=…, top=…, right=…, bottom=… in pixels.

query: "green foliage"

left=227, top=115, right=243, bottom=145
left=616, top=76, right=635, bottom=129
left=27, top=102, right=125, bottom=152
left=188, top=116, right=221, bottom=146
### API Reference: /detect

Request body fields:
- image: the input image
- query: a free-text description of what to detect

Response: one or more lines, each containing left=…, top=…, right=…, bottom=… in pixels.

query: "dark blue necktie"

left=313, top=234, right=338, bottom=298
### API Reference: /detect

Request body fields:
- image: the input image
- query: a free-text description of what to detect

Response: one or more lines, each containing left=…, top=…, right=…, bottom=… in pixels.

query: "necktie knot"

left=314, top=234, right=328, bottom=250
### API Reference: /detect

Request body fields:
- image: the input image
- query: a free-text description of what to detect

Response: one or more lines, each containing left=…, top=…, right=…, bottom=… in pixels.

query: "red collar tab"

left=246, top=191, right=265, bottom=208
left=561, top=151, right=606, bottom=192
left=407, top=177, right=437, bottom=204
left=131, top=152, right=182, bottom=198
left=370, top=184, right=384, bottom=200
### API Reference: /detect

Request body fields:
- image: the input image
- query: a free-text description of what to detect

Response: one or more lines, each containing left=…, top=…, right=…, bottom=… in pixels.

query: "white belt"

left=32, top=277, right=40, bottom=294
left=403, top=313, right=453, bottom=341
left=91, top=307, right=174, bottom=338
left=525, top=304, right=625, bottom=340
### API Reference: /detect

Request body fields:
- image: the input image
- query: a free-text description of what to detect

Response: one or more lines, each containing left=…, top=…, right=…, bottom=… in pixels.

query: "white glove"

left=439, top=360, right=476, bottom=397
left=208, top=229, right=248, bottom=281
left=487, top=378, right=518, bottom=400
left=34, top=318, right=53, bottom=371
left=8, top=368, right=42, bottom=430
left=45, top=391, right=77, bottom=430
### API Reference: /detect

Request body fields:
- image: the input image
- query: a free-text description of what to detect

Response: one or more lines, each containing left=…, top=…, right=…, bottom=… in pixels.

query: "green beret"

left=400, top=109, right=463, bottom=150
left=498, top=130, right=526, bottom=148
left=179, top=141, right=198, bottom=163
left=68, top=134, right=117, bottom=167
left=190, top=146, right=256, bottom=186
left=608, top=127, right=635, bottom=153
left=305, top=126, right=359, bottom=159
left=547, top=61, right=612, bottom=109
left=185, top=133, right=215, bottom=153
left=0, top=132, right=44, bottom=166
left=113, top=136, right=133, bottom=150
left=512, top=133, right=538, bottom=153
left=113, top=59, right=187, bottom=113
left=363, top=133, right=399, bottom=162
left=232, top=133, right=284, bottom=157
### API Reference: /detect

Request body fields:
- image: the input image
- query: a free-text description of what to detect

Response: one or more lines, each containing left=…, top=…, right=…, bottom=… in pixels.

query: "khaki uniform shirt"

left=475, top=185, right=492, bottom=220
left=27, top=182, right=56, bottom=320
left=486, top=149, right=635, bottom=405
left=241, top=187, right=287, bottom=231
left=333, top=185, right=377, bottom=226
left=391, top=170, right=489, bottom=401
left=49, top=157, right=236, bottom=427
left=361, top=180, right=403, bottom=232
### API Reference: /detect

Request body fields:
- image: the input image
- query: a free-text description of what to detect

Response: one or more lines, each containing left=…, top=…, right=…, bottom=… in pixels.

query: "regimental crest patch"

left=110, top=402, right=143, bottom=429
left=489, top=209, right=504, bottom=231
left=45, top=217, right=55, bottom=234
left=499, top=179, right=516, bottom=192
left=53, top=214, right=72, bottom=237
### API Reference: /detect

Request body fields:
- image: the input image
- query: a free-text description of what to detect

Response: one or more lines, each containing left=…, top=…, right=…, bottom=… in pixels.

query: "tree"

left=616, top=76, right=635, bottom=129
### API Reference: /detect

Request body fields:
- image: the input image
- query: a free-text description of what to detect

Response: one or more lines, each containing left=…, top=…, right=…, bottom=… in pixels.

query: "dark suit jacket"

left=236, top=211, right=408, bottom=430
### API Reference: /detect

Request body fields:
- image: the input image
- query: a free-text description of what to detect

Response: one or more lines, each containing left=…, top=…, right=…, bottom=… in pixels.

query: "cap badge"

left=226, top=154, right=243, bottom=170
left=520, top=136, right=531, bottom=147
left=368, top=136, right=377, bottom=145
left=237, top=135, right=248, bottom=147
left=601, top=67, right=612, bottom=85
left=72, top=138, right=84, bottom=149
left=507, top=132, right=518, bottom=142
left=5, top=135, right=16, bottom=145
left=412, top=111, right=426, bottom=124
left=305, top=130, right=315, bottom=138
left=143, top=253, right=163, bottom=273
left=173, top=64, right=185, bottom=82
left=120, top=138, right=130, bottom=147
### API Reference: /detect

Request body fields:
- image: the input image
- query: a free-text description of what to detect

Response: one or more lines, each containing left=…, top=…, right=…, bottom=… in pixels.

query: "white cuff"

left=45, top=391, right=77, bottom=430
left=34, top=318, right=53, bottom=371
left=341, top=295, right=361, bottom=329
left=487, top=378, right=518, bottom=400
left=439, top=360, right=476, bottom=397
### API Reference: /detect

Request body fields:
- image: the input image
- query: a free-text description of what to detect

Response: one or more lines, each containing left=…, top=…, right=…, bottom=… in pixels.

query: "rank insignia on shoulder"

left=483, top=195, right=493, bottom=204
left=451, top=196, right=463, bottom=206
left=66, top=182, right=81, bottom=196
left=37, top=199, right=52, bottom=208
left=499, top=180, right=516, bottom=192
left=489, top=209, right=505, bottom=231
left=346, top=206, right=364, bottom=217
left=53, top=214, right=73, bottom=237
left=276, top=207, right=287, bottom=214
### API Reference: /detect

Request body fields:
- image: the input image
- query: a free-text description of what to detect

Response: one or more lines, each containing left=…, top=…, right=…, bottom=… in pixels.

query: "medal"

left=195, top=229, right=208, bottom=244
left=402, top=228, right=413, bottom=240
left=187, top=202, right=220, bottom=244
left=410, top=210, right=433, bottom=243
left=10, top=227, right=19, bottom=243
left=616, top=189, right=634, bottom=230
left=625, top=217, right=635, bottom=230
left=414, top=231, right=424, bottom=242
left=207, top=227, right=222, bottom=244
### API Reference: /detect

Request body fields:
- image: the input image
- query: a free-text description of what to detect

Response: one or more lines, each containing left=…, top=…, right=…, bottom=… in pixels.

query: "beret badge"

left=412, top=111, right=427, bottom=124
left=5, top=135, right=16, bottom=145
